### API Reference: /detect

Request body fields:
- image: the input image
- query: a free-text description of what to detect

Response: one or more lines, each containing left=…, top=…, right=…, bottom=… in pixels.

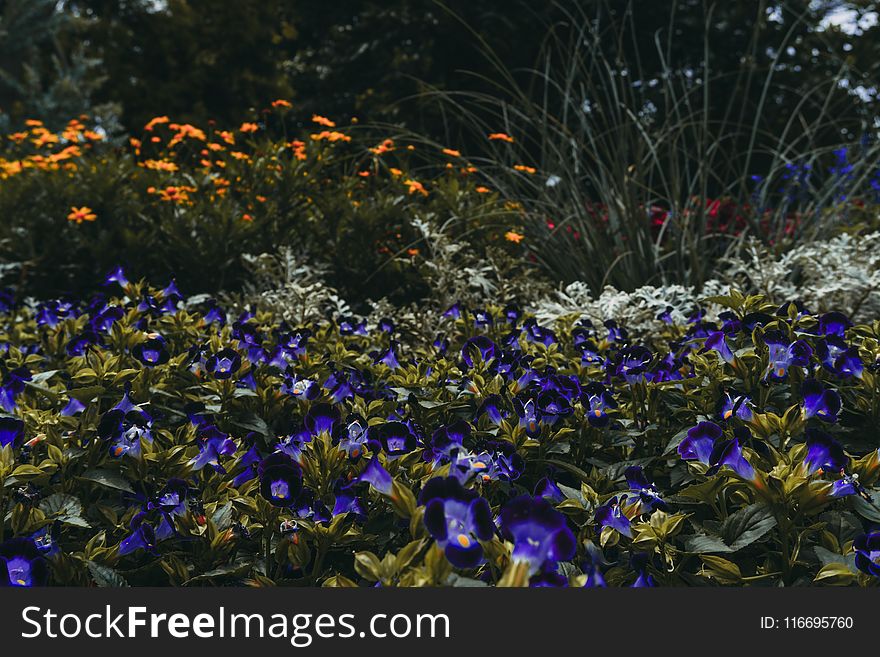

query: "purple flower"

left=702, top=331, right=735, bottom=365
left=205, top=348, right=242, bottom=379
left=118, top=514, right=157, bottom=556
left=854, top=532, right=880, bottom=578
left=763, top=331, right=812, bottom=382
left=369, top=421, right=418, bottom=456
left=188, top=425, right=236, bottom=472
left=499, top=495, right=576, bottom=576
left=0, top=416, right=24, bottom=448
left=419, top=477, right=494, bottom=568
left=624, top=466, right=667, bottom=512
left=582, top=382, right=616, bottom=427
left=678, top=421, right=722, bottom=465
left=258, top=453, right=304, bottom=507
left=594, top=496, right=633, bottom=538
left=719, top=391, right=752, bottom=422
left=354, top=456, right=393, bottom=496
left=0, top=537, right=48, bottom=586
left=818, top=312, right=852, bottom=338
left=334, top=415, right=370, bottom=459
left=461, top=336, right=497, bottom=368
left=133, top=335, right=170, bottom=366
left=304, top=403, right=340, bottom=437
left=801, top=379, right=841, bottom=423
left=803, top=429, right=848, bottom=475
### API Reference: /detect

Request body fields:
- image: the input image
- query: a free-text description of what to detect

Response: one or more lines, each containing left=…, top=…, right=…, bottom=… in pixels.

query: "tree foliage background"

left=0, top=1, right=873, bottom=138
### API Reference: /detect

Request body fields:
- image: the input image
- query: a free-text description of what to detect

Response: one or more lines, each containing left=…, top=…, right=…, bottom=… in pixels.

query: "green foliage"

left=0, top=278, right=878, bottom=586
left=0, top=111, right=520, bottom=304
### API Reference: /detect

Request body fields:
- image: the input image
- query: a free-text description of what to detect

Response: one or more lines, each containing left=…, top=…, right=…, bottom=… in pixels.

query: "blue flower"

left=118, top=514, right=157, bottom=556
left=803, top=428, right=848, bottom=475
left=582, top=382, right=616, bottom=427
left=104, top=265, right=129, bottom=288
left=818, top=312, right=852, bottom=338
left=763, top=331, right=812, bottom=382
left=615, top=346, right=652, bottom=384
left=801, top=379, right=841, bottom=423
left=188, top=425, right=236, bottom=472
left=258, top=453, right=304, bottom=507
left=0, top=537, right=49, bottom=586
left=594, top=496, right=633, bottom=538
left=631, top=552, right=656, bottom=587
left=719, top=391, right=753, bottom=422
left=334, top=415, right=370, bottom=459
left=702, top=331, right=735, bottom=365
left=678, top=421, right=722, bottom=465
left=624, top=466, right=667, bottom=513
left=304, top=403, right=340, bottom=437
left=354, top=456, right=394, bottom=496
left=475, top=394, right=505, bottom=425
left=419, top=477, right=494, bottom=568
left=133, top=335, right=170, bottom=366
left=854, top=532, right=880, bottom=578
left=97, top=394, right=153, bottom=459
left=461, top=336, right=498, bottom=368
left=369, top=421, right=418, bottom=456
left=205, top=347, right=242, bottom=379
left=499, top=495, right=576, bottom=576
left=709, top=437, right=757, bottom=482
left=0, top=416, right=24, bottom=448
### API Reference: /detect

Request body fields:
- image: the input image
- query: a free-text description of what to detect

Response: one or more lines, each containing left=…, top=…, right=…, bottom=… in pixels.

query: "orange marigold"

left=442, top=148, right=461, bottom=157
left=67, top=206, right=96, bottom=224
left=488, top=132, right=515, bottom=143
left=404, top=179, right=428, bottom=196
left=504, top=230, right=524, bottom=243
left=514, top=164, right=536, bottom=174
left=239, top=122, right=259, bottom=133
left=311, top=114, right=336, bottom=127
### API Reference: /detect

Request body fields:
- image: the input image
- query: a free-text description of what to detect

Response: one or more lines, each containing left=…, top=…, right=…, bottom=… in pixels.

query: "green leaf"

left=39, top=493, right=90, bottom=528
left=354, top=551, right=382, bottom=581
left=80, top=468, right=135, bottom=494
left=813, top=563, right=856, bottom=586
left=700, top=555, right=742, bottom=584
left=87, top=562, right=130, bottom=587
left=852, top=489, right=880, bottom=523
left=721, top=503, right=777, bottom=551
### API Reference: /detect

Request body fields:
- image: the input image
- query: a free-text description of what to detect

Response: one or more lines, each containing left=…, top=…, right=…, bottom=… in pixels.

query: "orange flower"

left=311, top=114, right=336, bottom=127
left=141, top=159, right=179, bottom=172
left=144, top=116, right=170, bottom=131
left=24, top=119, right=44, bottom=128
left=310, top=131, right=351, bottom=143
left=289, top=139, right=307, bottom=160
left=442, top=148, right=461, bottom=157
left=241, top=213, right=254, bottom=222
left=369, top=139, right=395, bottom=155
left=389, top=167, right=403, bottom=177
left=404, top=179, right=428, bottom=196
left=488, top=132, right=515, bottom=143
left=505, top=230, right=524, bottom=243
left=8, top=132, right=28, bottom=143
left=218, top=131, right=236, bottom=145
left=475, top=186, right=491, bottom=194
left=271, top=99, right=293, bottom=109
left=407, top=248, right=420, bottom=256
left=514, top=164, right=536, bottom=174
left=357, top=171, right=371, bottom=177
left=239, top=122, right=259, bottom=133
left=67, top=206, right=96, bottom=224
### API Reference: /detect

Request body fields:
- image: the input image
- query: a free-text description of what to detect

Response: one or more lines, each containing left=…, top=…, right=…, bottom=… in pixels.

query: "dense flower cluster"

left=0, top=273, right=879, bottom=587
